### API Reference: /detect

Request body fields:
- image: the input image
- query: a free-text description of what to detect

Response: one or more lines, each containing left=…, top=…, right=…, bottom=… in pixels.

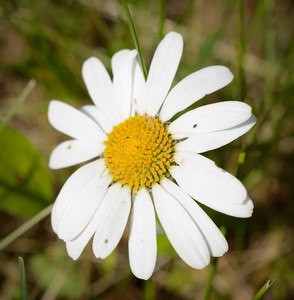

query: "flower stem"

left=120, top=0, right=148, bottom=81
left=203, top=256, right=218, bottom=300
left=203, top=216, right=228, bottom=300
left=236, top=145, right=247, bottom=178
left=0, top=205, right=52, bottom=252
left=19, top=257, right=27, bottom=300
left=203, top=147, right=247, bottom=300
left=252, top=280, right=275, bottom=300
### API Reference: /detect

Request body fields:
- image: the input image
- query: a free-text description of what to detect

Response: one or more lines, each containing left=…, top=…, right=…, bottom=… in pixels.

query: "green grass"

left=1, top=0, right=294, bottom=299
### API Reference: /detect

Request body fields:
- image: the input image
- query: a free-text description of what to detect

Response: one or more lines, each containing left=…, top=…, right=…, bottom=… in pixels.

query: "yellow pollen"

left=103, top=114, right=175, bottom=191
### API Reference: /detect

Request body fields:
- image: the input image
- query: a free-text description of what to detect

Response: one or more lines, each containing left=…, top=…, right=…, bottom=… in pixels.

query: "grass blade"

left=252, top=280, right=275, bottom=300
left=0, top=205, right=52, bottom=252
left=19, top=257, right=27, bottom=300
left=120, top=0, right=148, bottom=81
left=0, top=79, right=36, bottom=134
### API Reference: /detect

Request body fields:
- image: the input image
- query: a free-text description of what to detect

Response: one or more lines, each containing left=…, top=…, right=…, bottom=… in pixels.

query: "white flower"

left=48, top=32, right=256, bottom=280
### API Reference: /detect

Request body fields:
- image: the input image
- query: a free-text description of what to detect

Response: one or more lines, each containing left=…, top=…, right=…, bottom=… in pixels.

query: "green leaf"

left=0, top=126, right=54, bottom=216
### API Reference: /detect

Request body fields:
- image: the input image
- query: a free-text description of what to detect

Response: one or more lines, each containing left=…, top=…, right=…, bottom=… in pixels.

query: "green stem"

left=0, top=205, right=52, bottom=252
left=19, top=257, right=27, bottom=300
left=120, top=0, right=148, bottom=81
left=238, top=0, right=246, bottom=101
left=236, top=145, right=247, bottom=178
left=203, top=147, right=247, bottom=300
left=0, top=79, right=36, bottom=134
left=252, top=280, right=275, bottom=300
left=159, top=0, right=165, bottom=41
left=203, top=256, right=218, bottom=300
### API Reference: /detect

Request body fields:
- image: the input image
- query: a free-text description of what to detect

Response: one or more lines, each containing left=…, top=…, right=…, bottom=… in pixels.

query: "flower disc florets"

left=104, top=114, right=175, bottom=191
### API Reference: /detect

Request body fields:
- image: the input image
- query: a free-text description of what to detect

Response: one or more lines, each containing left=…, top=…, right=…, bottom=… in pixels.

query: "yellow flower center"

left=104, top=114, right=175, bottom=191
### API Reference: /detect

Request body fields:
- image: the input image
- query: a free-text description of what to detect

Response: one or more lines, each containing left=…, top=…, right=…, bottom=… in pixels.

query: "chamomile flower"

left=48, top=32, right=256, bottom=280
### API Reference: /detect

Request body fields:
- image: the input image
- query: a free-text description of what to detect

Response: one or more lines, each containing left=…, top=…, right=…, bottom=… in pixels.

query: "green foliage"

left=0, top=126, right=53, bottom=216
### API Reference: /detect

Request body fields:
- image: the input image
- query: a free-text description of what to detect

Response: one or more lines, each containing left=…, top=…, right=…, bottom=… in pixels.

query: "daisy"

left=48, top=32, right=256, bottom=280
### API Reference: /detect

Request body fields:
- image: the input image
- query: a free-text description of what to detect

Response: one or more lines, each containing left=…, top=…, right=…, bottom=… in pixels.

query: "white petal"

left=65, top=199, right=109, bottom=260
left=176, top=115, right=256, bottom=153
left=173, top=152, right=247, bottom=204
left=57, top=174, right=112, bottom=241
left=51, top=203, right=58, bottom=233
left=132, top=56, right=146, bottom=116
left=49, top=140, right=105, bottom=169
left=48, top=100, right=106, bottom=143
left=244, top=195, right=254, bottom=210
left=144, top=32, right=183, bottom=116
left=93, top=184, right=131, bottom=259
left=152, top=184, right=210, bottom=269
left=112, top=50, right=138, bottom=120
left=160, top=66, right=234, bottom=122
left=66, top=235, right=90, bottom=261
left=51, top=159, right=107, bottom=234
left=111, top=49, right=131, bottom=75
left=169, top=101, right=253, bottom=139
left=82, top=57, right=122, bottom=125
left=129, top=188, right=157, bottom=280
left=80, top=105, right=114, bottom=134
left=170, top=153, right=253, bottom=217
left=160, top=178, right=228, bottom=257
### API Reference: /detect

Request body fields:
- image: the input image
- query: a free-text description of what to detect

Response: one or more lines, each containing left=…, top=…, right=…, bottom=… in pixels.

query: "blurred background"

left=0, top=0, right=294, bottom=299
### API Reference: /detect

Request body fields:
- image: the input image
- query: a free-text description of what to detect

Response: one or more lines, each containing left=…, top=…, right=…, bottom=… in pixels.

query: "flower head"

left=48, top=32, right=256, bottom=280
